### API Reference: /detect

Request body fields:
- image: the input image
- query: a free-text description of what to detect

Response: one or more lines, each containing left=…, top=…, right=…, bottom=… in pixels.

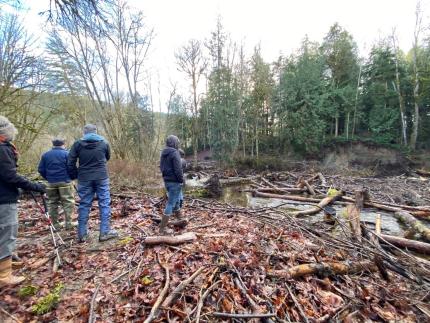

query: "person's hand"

left=33, top=182, right=46, bottom=193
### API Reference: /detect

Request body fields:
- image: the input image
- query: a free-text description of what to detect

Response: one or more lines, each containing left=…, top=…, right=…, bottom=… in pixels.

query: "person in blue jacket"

left=38, top=138, right=74, bottom=230
left=67, top=124, right=118, bottom=243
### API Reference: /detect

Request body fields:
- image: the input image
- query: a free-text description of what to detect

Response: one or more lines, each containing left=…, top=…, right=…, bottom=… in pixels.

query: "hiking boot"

left=78, top=234, right=88, bottom=243
left=0, top=257, right=25, bottom=288
left=99, top=230, right=119, bottom=242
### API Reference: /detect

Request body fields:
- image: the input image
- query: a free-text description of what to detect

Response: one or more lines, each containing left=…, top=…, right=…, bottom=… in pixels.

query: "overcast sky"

left=8, top=0, right=430, bottom=107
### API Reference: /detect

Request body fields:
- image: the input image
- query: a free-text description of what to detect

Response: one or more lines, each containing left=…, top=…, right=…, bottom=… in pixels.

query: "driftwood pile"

left=1, top=171, right=430, bottom=322
left=236, top=170, right=430, bottom=254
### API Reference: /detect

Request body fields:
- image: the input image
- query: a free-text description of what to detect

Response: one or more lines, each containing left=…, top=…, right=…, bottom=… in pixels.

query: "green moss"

left=187, top=188, right=210, bottom=198
left=18, top=285, right=38, bottom=298
left=31, top=283, right=64, bottom=315
left=141, top=275, right=153, bottom=285
left=118, top=236, right=134, bottom=245
left=327, top=188, right=340, bottom=197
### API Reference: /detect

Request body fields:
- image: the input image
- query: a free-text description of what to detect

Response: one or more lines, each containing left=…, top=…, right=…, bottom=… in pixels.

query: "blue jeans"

left=164, top=182, right=182, bottom=216
left=77, top=178, right=111, bottom=238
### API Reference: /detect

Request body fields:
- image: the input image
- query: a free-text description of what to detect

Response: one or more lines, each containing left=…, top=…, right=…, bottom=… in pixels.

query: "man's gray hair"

left=0, top=116, right=18, bottom=141
left=83, top=124, right=97, bottom=134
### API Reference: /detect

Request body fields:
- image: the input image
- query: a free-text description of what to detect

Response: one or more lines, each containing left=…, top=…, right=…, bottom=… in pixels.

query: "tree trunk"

left=352, top=64, right=362, bottom=137
left=335, top=115, right=339, bottom=137
left=346, top=189, right=368, bottom=242
left=410, top=5, right=422, bottom=150
left=345, top=112, right=350, bottom=140
left=394, top=211, right=430, bottom=241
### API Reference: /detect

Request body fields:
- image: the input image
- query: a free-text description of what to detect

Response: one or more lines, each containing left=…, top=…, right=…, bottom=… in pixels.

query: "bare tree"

left=175, top=39, right=207, bottom=166
left=0, top=12, right=50, bottom=152
left=47, top=0, right=154, bottom=160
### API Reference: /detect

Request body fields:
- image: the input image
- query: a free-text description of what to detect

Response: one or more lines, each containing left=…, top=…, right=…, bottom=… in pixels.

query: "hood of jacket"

left=161, top=146, right=178, bottom=158
left=166, top=135, right=180, bottom=149
left=81, top=133, right=105, bottom=149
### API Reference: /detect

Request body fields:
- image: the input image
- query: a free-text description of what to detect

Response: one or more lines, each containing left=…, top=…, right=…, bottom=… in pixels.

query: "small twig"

left=0, top=307, right=22, bottom=323
left=195, top=280, right=221, bottom=323
left=134, top=257, right=146, bottom=280
left=161, top=266, right=206, bottom=308
left=110, top=269, right=132, bottom=284
left=143, top=254, right=170, bottom=323
left=88, top=283, right=101, bottom=323
left=285, top=283, right=309, bottom=323
left=211, top=312, right=277, bottom=319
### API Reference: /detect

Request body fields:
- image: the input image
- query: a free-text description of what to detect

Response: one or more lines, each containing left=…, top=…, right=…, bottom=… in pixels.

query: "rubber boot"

left=64, top=212, right=73, bottom=231
left=0, top=257, right=25, bottom=288
left=159, top=214, right=173, bottom=235
left=173, top=209, right=182, bottom=219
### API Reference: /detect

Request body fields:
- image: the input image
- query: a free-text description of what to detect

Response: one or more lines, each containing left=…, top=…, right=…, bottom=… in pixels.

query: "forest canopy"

left=0, top=0, right=429, bottom=166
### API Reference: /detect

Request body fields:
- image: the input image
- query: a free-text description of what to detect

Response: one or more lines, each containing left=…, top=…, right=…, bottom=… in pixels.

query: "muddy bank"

left=318, top=141, right=411, bottom=176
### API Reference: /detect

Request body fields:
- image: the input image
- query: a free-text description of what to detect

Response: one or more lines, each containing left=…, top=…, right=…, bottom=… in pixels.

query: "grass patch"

left=18, top=285, right=38, bottom=298
left=32, top=283, right=64, bottom=315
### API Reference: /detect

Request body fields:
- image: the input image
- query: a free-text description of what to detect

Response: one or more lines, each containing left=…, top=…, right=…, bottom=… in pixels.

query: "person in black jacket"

left=67, top=124, right=118, bottom=243
left=0, top=116, right=46, bottom=287
left=159, top=135, right=184, bottom=234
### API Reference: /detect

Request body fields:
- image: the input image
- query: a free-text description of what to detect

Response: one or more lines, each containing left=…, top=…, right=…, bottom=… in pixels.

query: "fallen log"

left=379, top=234, right=430, bottom=255
left=219, top=176, right=260, bottom=187
left=143, top=232, right=197, bottom=245
left=416, top=169, right=430, bottom=177
left=250, top=187, right=307, bottom=194
left=268, top=260, right=377, bottom=279
left=296, top=177, right=315, bottom=195
left=394, top=211, right=430, bottom=242
left=341, top=196, right=430, bottom=219
left=289, top=192, right=344, bottom=217
left=317, top=173, right=327, bottom=186
left=253, top=191, right=322, bottom=203
left=261, top=177, right=279, bottom=189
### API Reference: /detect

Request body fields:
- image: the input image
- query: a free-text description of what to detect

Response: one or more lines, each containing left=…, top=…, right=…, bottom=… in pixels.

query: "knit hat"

left=52, top=138, right=65, bottom=146
left=166, top=135, right=180, bottom=149
left=83, top=124, right=97, bottom=134
left=0, top=116, right=18, bottom=141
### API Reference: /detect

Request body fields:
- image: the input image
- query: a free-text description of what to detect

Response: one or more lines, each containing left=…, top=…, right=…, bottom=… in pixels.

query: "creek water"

left=149, top=176, right=408, bottom=236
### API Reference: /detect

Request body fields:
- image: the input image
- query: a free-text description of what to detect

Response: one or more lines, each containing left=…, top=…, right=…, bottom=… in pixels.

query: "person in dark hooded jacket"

left=67, top=124, right=118, bottom=243
left=0, top=116, right=46, bottom=288
left=159, top=135, right=184, bottom=234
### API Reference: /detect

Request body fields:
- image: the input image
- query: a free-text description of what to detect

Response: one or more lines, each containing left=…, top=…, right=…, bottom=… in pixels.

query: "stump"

left=204, top=174, right=222, bottom=198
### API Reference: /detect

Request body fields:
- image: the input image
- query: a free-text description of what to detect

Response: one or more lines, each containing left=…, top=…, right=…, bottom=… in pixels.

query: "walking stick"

left=30, top=192, right=64, bottom=267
